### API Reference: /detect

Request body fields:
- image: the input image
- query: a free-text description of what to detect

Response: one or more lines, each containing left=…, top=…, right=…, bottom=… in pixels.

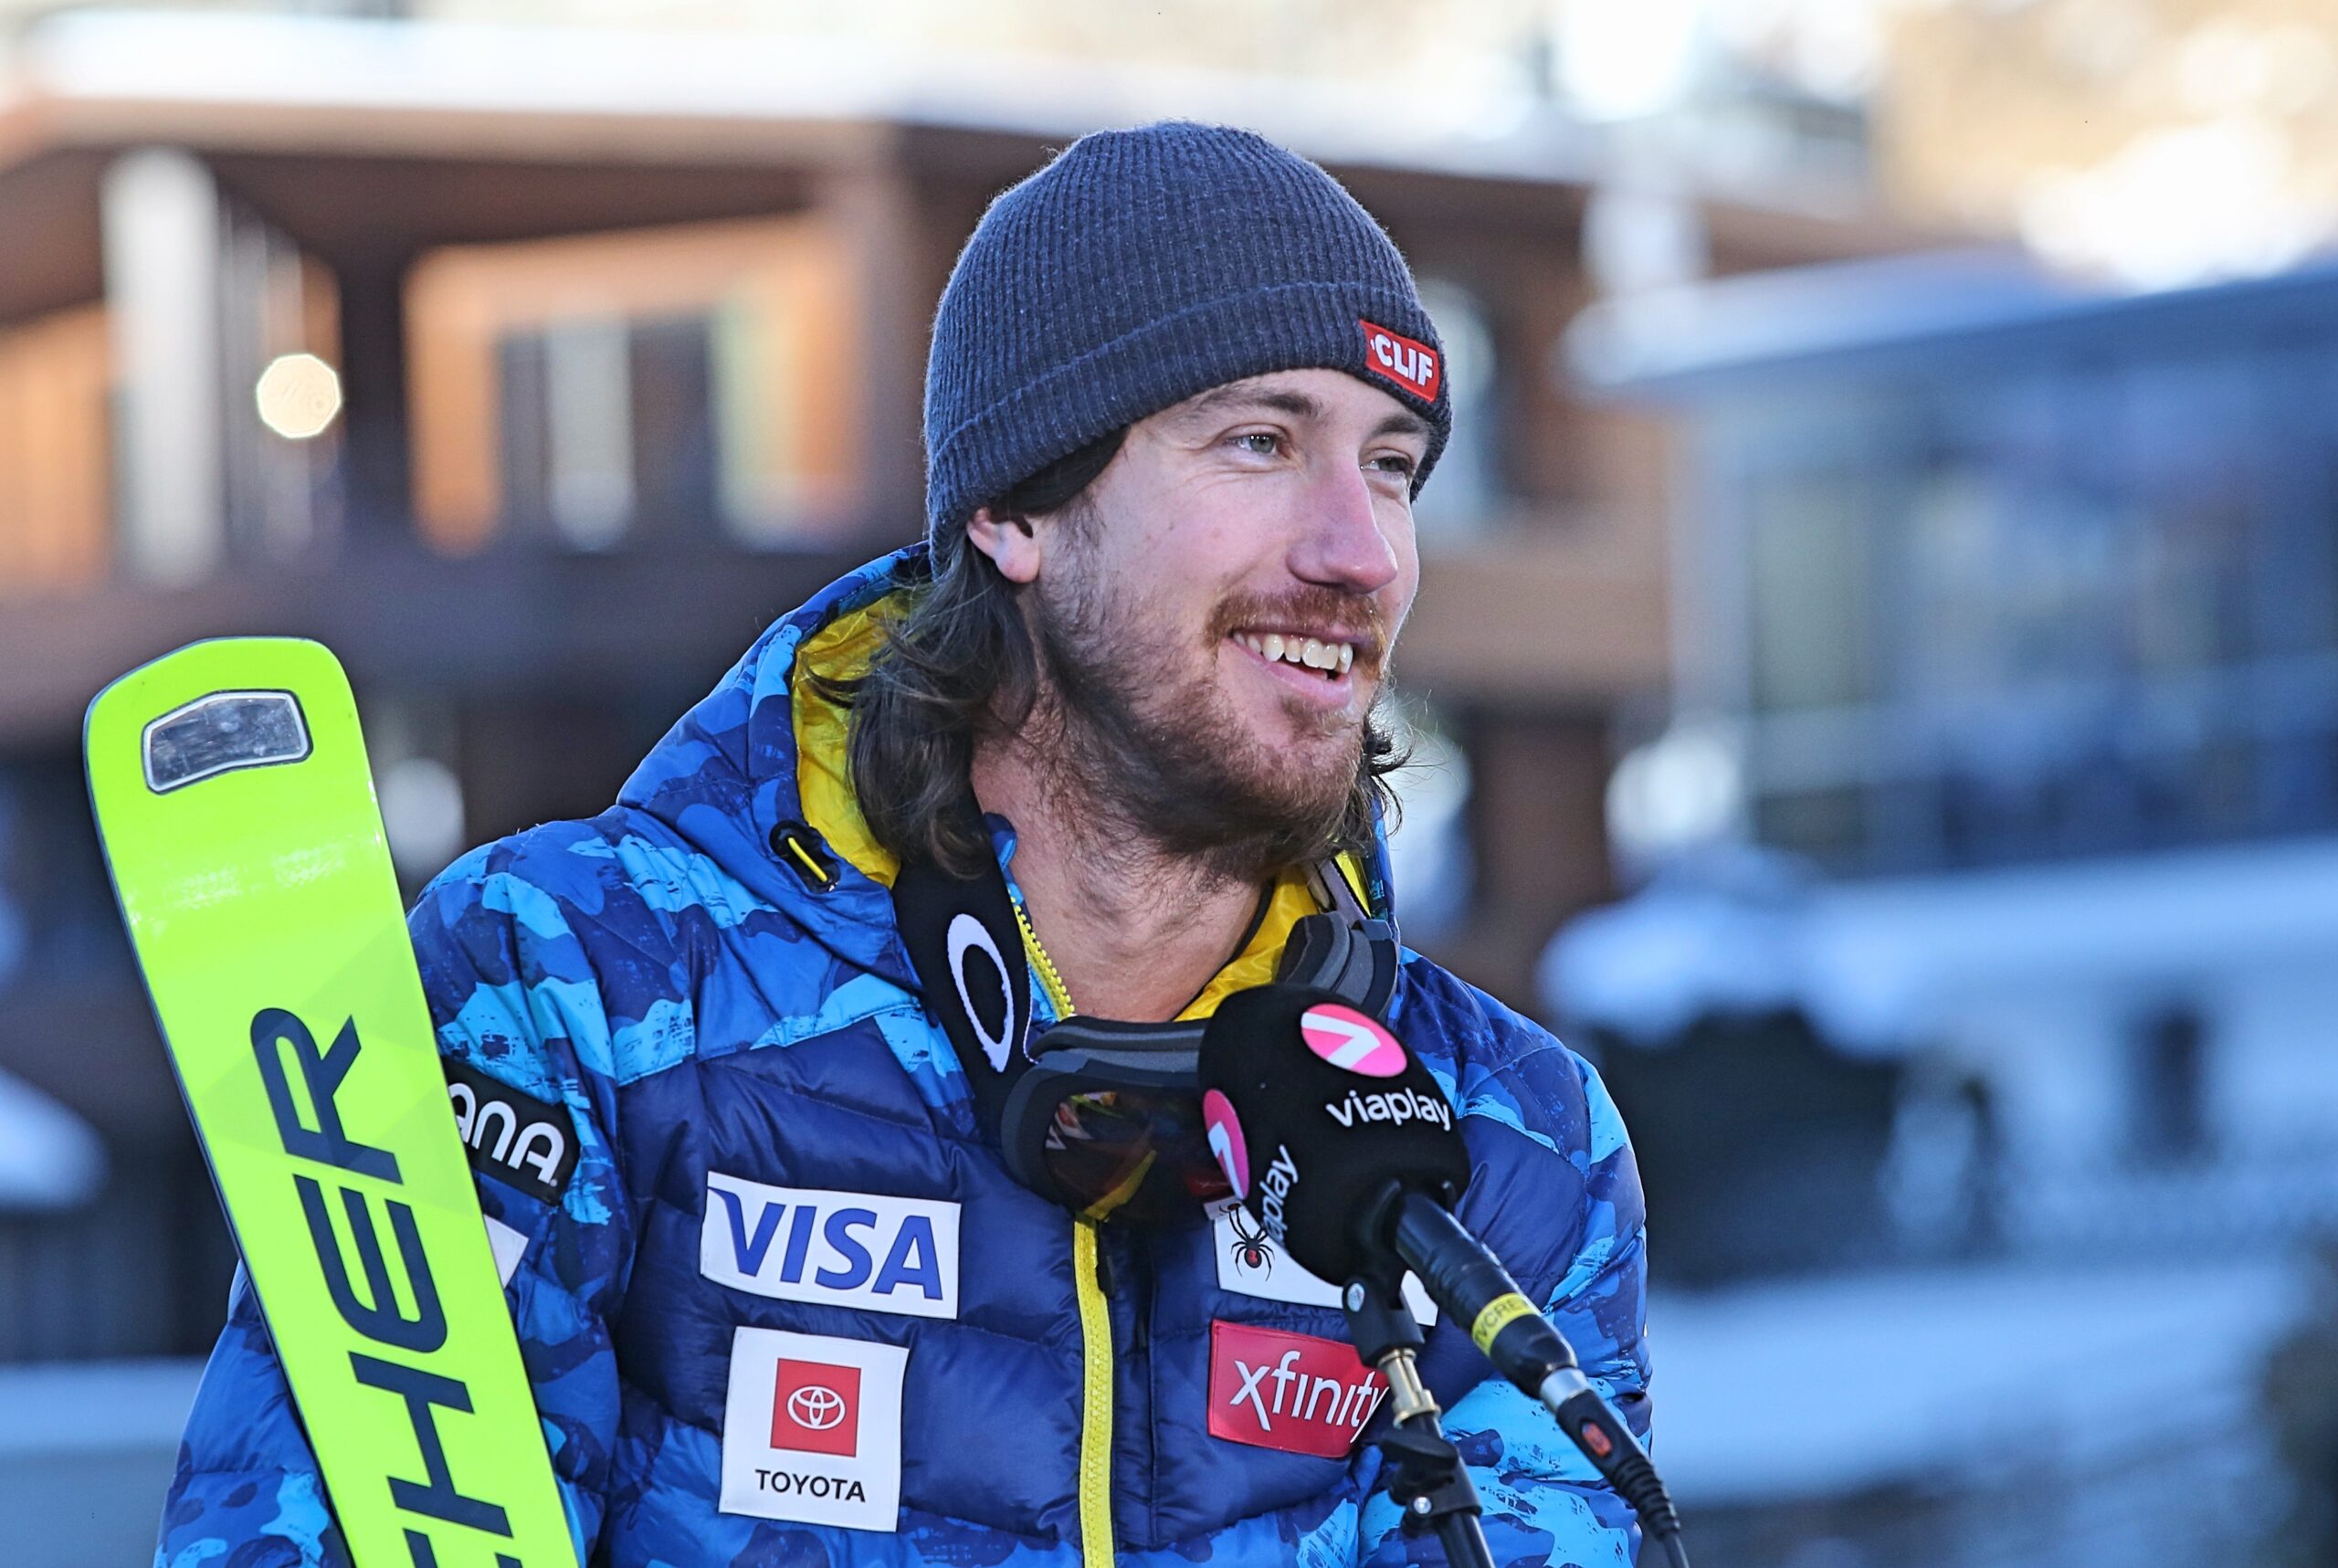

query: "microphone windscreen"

left=1196, top=984, right=1469, bottom=1284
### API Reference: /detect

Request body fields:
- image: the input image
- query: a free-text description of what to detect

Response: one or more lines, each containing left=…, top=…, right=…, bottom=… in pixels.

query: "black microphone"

left=1198, top=984, right=1688, bottom=1565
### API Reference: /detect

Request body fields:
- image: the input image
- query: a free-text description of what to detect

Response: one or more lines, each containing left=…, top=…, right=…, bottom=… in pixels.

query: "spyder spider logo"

left=1226, top=1205, right=1275, bottom=1277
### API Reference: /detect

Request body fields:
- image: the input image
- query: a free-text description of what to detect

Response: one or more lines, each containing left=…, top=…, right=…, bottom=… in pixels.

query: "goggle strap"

left=891, top=855, right=1035, bottom=1137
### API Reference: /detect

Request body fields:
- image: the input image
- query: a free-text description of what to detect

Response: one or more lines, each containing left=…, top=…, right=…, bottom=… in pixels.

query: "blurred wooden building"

left=0, top=6, right=1900, bottom=1364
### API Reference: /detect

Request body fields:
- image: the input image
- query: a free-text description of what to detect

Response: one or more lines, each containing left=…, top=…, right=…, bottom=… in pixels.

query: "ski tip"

left=84, top=637, right=352, bottom=798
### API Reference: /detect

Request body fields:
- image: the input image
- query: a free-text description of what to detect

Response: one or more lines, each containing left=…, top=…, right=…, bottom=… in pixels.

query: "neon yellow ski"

left=86, top=638, right=574, bottom=1568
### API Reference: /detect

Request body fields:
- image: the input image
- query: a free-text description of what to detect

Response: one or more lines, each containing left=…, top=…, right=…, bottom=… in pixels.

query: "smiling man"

left=949, top=364, right=1424, bottom=1021
left=159, top=121, right=1650, bottom=1568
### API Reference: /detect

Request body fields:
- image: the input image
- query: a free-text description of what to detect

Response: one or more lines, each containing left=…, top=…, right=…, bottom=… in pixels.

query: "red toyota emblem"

left=771, top=1359, right=860, bottom=1457
left=787, top=1384, right=848, bottom=1431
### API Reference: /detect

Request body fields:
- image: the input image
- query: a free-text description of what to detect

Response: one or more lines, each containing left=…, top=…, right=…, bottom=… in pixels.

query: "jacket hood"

left=616, top=544, right=1401, bottom=1001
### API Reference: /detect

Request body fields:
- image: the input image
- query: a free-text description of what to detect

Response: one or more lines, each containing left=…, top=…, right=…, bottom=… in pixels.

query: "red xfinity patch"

left=1359, top=320, right=1440, bottom=402
left=1207, top=1321, right=1385, bottom=1458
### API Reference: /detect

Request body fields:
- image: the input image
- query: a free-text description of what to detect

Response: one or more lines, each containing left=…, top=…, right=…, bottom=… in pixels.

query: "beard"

left=1022, top=548, right=1391, bottom=885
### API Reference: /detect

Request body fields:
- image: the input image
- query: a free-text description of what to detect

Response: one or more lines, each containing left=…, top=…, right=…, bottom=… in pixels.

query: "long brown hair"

left=829, top=429, right=1405, bottom=879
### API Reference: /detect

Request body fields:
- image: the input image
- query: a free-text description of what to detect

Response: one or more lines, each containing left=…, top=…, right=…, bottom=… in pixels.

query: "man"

left=159, top=121, right=1650, bottom=1567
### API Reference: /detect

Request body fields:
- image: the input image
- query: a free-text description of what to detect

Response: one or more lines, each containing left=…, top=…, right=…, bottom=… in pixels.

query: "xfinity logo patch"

left=1359, top=319, right=1440, bottom=402
left=700, top=1173, right=960, bottom=1320
left=443, top=1058, right=576, bottom=1205
left=1323, top=1086, right=1451, bottom=1134
left=1207, top=1200, right=1437, bottom=1325
left=721, top=1327, right=904, bottom=1531
left=1207, top=1321, right=1385, bottom=1458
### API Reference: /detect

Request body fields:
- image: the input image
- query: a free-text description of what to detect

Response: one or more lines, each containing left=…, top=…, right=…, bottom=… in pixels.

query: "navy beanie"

left=923, top=121, right=1451, bottom=541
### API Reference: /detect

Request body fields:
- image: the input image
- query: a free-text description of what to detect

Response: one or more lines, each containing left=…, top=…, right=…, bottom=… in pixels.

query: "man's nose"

left=1289, top=459, right=1400, bottom=595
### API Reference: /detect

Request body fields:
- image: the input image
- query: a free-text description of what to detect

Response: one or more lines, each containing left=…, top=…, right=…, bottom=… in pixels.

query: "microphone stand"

left=1341, top=1270, right=1495, bottom=1568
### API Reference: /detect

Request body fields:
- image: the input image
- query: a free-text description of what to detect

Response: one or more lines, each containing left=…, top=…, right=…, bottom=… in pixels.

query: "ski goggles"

left=893, top=847, right=1397, bottom=1224
left=998, top=889, right=1398, bottom=1225
left=999, top=1017, right=1227, bottom=1224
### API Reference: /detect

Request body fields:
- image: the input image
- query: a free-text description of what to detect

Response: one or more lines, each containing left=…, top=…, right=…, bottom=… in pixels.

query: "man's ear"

left=966, top=505, right=1042, bottom=585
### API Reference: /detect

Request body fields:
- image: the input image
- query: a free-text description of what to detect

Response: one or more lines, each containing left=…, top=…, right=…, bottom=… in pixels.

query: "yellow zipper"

left=1011, top=895, right=1113, bottom=1566
left=1069, top=1217, right=1115, bottom=1567
left=1011, top=893, right=1076, bottom=1018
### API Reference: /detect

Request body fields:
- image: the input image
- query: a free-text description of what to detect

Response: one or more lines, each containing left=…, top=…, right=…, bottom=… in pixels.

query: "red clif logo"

left=1207, top=1321, right=1385, bottom=1458
left=771, top=1360, right=860, bottom=1458
left=1359, top=321, right=1440, bottom=402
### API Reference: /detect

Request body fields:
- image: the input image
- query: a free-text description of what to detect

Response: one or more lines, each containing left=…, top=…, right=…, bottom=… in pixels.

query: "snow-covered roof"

left=1566, top=241, right=2338, bottom=395
left=0, top=1068, right=106, bottom=1211
left=0, top=5, right=1886, bottom=239
left=0, top=1356, right=202, bottom=1458
left=6, top=7, right=1613, bottom=184
left=1648, top=1258, right=2309, bottom=1505
left=1546, top=834, right=2338, bottom=1051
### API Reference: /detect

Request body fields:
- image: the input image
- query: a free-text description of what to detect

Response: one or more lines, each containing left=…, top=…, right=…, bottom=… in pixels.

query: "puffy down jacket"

left=156, top=547, right=1652, bottom=1568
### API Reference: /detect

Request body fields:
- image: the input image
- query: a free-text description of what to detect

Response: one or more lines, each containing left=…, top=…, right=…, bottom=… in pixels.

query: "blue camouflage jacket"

left=156, top=548, right=1653, bottom=1568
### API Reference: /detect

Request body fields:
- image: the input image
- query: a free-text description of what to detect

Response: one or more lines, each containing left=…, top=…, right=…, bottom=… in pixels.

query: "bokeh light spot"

left=254, top=352, right=342, bottom=439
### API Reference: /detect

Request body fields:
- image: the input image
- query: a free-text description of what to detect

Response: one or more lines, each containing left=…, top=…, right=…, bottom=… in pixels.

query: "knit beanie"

left=922, top=121, right=1451, bottom=541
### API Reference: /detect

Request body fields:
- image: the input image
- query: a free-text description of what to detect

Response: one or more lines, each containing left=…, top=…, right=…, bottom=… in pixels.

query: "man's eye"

left=1234, top=432, right=1280, bottom=456
left=1372, top=453, right=1418, bottom=479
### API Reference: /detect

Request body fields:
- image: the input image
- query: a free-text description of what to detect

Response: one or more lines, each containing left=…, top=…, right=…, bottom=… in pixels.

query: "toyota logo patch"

left=788, top=1384, right=848, bottom=1431
left=770, top=1358, right=862, bottom=1457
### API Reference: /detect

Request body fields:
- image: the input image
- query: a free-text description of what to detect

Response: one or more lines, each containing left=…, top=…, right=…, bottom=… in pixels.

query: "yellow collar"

left=790, top=595, right=1370, bottom=1022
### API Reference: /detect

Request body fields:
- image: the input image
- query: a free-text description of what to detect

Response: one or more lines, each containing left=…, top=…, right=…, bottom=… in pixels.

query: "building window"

left=1410, top=279, right=1501, bottom=543
left=407, top=214, right=859, bottom=553
left=2132, top=1003, right=2208, bottom=1162
left=1745, top=463, right=1878, bottom=713
left=1720, top=336, right=2338, bottom=874
left=0, top=306, right=112, bottom=596
left=496, top=313, right=721, bottom=550
left=1381, top=698, right=1472, bottom=942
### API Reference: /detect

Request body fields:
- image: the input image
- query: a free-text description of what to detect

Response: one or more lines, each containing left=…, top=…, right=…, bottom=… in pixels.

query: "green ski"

left=86, top=637, right=575, bottom=1568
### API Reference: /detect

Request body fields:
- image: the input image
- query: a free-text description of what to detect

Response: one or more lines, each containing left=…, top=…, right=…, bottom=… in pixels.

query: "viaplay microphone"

left=1198, top=984, right=1689, bottom=1568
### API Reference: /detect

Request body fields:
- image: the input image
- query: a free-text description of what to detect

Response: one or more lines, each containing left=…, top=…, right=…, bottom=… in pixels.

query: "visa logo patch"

left=700, top=1173, right=960, bottom=1321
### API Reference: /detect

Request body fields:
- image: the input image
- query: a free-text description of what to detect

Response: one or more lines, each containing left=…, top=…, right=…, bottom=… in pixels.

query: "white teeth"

left=1234, top=631, right=1358, bottom=677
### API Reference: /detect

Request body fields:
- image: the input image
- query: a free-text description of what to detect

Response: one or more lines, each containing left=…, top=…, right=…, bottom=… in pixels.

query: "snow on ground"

left=0, top=1068, right=105, bottom=1211
left=1648, top=1258, right=2312, bottom=1506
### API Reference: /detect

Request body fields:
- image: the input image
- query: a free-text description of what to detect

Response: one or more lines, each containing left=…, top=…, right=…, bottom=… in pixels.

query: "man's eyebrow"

left=1173, top=383, right=1432, bottom=443
left=1370, top=407, right=1434, bottom=444
left=1174, top=384, right=1325, bottom=424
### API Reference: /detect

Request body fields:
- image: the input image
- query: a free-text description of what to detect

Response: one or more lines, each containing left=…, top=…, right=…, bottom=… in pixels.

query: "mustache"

left=1206, top=588, right=1391, bottom=669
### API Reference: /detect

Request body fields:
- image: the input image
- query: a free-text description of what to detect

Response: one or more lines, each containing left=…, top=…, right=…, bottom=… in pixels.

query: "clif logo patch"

left=1359, top=320, right=1440, bottom=402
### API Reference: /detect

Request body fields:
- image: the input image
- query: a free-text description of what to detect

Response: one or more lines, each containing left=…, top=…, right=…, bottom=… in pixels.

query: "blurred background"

left=2, top=0, right=2335, bottom=1563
